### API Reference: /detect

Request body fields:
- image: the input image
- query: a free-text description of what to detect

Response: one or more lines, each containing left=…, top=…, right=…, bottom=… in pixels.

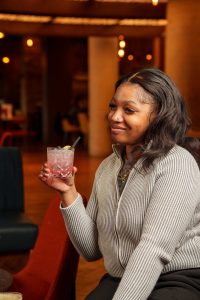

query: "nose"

left=110, top=109, right=123, bottom=122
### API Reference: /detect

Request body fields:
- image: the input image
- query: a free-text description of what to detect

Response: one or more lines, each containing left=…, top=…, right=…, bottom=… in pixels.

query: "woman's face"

left=108, top=83, right=155, bottom=145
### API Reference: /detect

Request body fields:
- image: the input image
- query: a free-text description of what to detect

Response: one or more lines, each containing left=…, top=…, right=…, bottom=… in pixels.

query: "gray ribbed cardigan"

left=61, top=145, right=200, bottom=300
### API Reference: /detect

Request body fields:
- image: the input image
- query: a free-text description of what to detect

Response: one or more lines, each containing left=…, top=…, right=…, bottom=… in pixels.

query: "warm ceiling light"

left=118, top=49, right=125, bottom=58
left=0, top=32, right=5, bottom=39
left=54, top=17, right=117, bottom=25
left=2, top=57, right=10, bottom=64
left=146, top=54, right=153, bottom=61
left=27, top=39, right=34, bottom=47
left=118, top=35, right=124, bottom=41
left=53, top=17, right=167, bottom=26
left=119, top=19, right=166, bottom=26
left=128, top=54, right=134, bottom=61
left=119, top=40, right=126, bottom=48
left=95, top=0, right=164, bottom=2
left=0, top=14, right=167, bottom=27
left=0, top=14, right=52, bottom=23
left=152, top=0, right=159, bottom=6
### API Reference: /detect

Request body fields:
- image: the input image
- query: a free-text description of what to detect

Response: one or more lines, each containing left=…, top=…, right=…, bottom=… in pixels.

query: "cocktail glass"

left=47, top=147, right=74, bottom=178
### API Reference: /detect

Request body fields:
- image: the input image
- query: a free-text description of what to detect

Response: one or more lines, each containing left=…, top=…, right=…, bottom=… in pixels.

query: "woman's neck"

left=125, top=144, right=142, bottom=162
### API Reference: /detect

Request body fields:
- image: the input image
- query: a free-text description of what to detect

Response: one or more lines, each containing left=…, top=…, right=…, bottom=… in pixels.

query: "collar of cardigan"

left=112, top=144, right=125, bottom=159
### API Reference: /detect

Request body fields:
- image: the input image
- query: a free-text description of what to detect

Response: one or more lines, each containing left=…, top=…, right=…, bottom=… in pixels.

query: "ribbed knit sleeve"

left=60, top=194, right=101, bottom=260
left=60, top=160, right=107, bottom=261
left=113, top=150, right=200, bottom=300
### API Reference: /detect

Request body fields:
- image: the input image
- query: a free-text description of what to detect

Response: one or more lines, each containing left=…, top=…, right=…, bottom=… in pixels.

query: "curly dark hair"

left=115, top=68, right=200, bottom=170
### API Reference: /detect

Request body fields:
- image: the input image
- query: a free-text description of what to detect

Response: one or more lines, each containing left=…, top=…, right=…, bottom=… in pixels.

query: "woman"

left=39, top=68, right=200, bottom=300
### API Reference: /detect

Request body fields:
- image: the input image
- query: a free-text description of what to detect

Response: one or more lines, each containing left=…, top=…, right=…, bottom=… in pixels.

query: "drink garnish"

left=63, top=136, right=81, bottom=150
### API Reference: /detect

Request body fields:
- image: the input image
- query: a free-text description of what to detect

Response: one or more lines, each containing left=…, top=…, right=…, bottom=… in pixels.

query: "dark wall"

left=45, top=37, right=87, bottom=145
left=0, top=36, right=21, bottom=109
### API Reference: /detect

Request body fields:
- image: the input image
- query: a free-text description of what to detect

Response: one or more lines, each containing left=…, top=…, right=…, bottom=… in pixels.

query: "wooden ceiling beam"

left=0, top=0, right=166, bottom=19
left=0, top=20, right=165, bottom=38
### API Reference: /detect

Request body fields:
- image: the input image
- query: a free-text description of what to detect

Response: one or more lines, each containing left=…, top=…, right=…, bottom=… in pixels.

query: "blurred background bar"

left=0, top=0, right=199, bottom=153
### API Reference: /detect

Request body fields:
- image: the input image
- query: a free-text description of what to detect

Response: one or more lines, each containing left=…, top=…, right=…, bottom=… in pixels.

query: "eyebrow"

left=123, top=100, right=137, bottom=105
left=111, top=98, right=138, bottom=105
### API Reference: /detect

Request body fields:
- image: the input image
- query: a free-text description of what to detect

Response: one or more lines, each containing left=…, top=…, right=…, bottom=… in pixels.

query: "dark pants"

left=85, top=268, right=200, bottom=300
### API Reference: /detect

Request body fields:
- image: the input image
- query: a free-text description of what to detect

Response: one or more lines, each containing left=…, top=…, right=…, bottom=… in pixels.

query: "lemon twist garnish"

left=63, top=145, right=71, bottom=149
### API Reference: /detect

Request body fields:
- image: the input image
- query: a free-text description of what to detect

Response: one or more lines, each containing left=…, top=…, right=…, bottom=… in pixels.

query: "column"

left=165, top=0, right=200, bottom=129
left=88, top=37, right=119, bottom=157
left=153, top=36, right=162, bottom=69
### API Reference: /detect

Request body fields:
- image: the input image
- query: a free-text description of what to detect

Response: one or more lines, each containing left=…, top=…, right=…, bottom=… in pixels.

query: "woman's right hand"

left=39, top=162, right=77, bottom=194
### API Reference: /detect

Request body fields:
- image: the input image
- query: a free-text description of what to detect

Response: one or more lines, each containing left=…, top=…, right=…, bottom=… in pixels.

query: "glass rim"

left=47, top=147, right=74, bottom=152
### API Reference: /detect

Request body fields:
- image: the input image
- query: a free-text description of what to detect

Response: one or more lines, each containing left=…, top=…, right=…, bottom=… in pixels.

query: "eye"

left=124, top=107, right=136, bottom=114
left=109, top=103, right=116, bottom=111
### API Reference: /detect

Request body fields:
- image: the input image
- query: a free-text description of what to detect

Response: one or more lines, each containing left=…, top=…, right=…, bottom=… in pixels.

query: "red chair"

left=8, top=194, right=80, bottom=300
left=0, top=131, right=12, bottom=146
left=0, top=130, right=36, bottom=146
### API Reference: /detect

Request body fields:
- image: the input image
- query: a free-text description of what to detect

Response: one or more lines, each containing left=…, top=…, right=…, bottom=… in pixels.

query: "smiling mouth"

left=110, top=126, right=126, bottom=134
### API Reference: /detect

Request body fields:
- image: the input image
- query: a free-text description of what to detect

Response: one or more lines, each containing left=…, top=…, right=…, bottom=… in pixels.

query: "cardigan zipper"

left=114, top=163, right=138, bottom=270
left=115, top=167, right=126, bottom=270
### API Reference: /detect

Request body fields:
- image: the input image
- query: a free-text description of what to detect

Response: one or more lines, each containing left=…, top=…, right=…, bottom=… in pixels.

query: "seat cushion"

left=0, top=147, right=24, bottom=211
left=0, top=212, right=38, bottom=253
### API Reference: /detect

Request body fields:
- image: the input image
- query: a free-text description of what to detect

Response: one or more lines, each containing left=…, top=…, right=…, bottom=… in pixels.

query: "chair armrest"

left=0, top=293, right=22, bottom=300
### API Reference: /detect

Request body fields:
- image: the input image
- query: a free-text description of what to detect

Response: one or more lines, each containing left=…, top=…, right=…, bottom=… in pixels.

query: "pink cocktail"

left=47, top=147, right=74, bottom=178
